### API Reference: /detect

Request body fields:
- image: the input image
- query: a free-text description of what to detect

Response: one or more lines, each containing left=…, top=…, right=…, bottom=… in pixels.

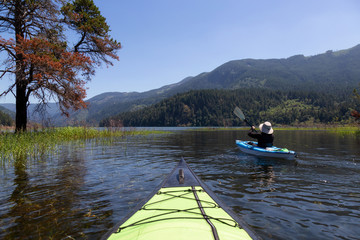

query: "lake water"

left=0, top=129, right=360, bottom=239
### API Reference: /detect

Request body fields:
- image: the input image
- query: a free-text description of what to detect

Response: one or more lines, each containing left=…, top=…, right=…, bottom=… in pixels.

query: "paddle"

left=233, top=106, right=258, bottom=132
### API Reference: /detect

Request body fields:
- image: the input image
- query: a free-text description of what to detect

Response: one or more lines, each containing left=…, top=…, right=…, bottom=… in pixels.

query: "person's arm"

left=248, top=126, right=260, bottom=138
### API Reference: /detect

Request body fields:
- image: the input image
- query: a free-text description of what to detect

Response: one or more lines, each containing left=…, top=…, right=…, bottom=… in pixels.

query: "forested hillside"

left=100, top=89, right=354, bottom=127
left=0, top=106, right=14, bottom=126
left=93, top=44, right=360, bottom=126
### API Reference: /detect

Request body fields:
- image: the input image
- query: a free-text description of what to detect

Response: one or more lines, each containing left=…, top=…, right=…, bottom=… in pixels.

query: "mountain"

left=1, top=44, right=360, bottom=125
left=49, top=76, right=197, bottom=125
left=75, top=44, right=360, bottom=125
left=0, top=105, right=15, bottom=118
left=100, top=89, right=354, bottom=127
left=0, top=102, right=61, bottom=126
left=0, top=105, right=14, bottom=126
left=170, top=46, right=360, bottom=93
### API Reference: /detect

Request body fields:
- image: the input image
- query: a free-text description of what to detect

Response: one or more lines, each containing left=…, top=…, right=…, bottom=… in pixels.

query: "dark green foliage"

left=351, top=84, right=360, bottom=121
left=100, top=89, right=355, bottom=127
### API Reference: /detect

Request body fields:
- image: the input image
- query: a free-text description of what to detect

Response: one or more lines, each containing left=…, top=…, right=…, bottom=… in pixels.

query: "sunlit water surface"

left=1, top=129, right=360, bottom=239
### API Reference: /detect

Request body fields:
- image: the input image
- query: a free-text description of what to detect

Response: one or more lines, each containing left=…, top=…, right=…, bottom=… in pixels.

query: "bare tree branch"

left=0, top=82, right=15, bottom=97
left=0, top=66, right=15, bottom=78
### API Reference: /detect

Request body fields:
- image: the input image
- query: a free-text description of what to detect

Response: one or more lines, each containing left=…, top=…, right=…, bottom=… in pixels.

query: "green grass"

left=0, top=127, right=165, bottom=162
left=326, top=126, right=360, bottom=135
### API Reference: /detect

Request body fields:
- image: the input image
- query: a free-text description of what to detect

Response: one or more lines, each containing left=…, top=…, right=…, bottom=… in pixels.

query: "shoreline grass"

left=0, top=127, right=166, bottom=163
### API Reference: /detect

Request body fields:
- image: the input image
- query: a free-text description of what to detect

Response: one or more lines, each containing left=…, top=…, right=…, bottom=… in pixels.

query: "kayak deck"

left=102, top=158, right=260, bottom=240
left=236, top=140, right=296, bottom=160
left=108, top=186, right=252, bottom=240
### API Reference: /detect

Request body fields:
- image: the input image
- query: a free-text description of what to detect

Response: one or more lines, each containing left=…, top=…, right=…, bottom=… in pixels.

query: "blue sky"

left=1, top=0, right=360, bottom=103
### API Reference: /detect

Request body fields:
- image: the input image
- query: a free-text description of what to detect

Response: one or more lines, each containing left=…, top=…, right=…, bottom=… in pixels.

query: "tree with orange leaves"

left=0, top=0, right=121, bottom=132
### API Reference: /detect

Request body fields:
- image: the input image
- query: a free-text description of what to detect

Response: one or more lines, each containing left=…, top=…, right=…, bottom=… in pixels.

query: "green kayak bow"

left=102, top=158, right=261, bottom=240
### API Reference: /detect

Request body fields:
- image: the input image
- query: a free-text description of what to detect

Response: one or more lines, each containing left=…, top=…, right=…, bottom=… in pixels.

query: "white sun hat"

left=259, top=121, right=273, bottom=134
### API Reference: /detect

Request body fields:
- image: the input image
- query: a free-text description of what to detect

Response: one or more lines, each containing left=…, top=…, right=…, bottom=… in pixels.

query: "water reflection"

left=6, top=158, right=30, bottom=239
left=249, top=165, right=276, bottom=190
left=1, top=145, right=113, bottom=239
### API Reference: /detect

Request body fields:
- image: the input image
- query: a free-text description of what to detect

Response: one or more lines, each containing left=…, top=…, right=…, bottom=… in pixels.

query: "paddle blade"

left=233, top=107, right=245, bottom=121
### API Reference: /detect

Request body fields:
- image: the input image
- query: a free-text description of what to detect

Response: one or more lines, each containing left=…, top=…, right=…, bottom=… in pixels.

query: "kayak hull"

left=236, top=140, right=296, bottom=160
left=102, top=158, right=261, bottom=240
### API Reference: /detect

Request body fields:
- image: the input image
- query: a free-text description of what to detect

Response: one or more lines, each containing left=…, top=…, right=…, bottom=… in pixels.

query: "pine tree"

left=0, top=0, right=121, bottom=131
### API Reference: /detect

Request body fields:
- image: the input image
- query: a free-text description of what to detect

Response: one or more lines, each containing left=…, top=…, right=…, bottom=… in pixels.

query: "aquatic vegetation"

left=0, top=127, right=164, bottom=163
left=327, top=126, right=360, bottom=136
left=273, top=125, right=359, bottom=132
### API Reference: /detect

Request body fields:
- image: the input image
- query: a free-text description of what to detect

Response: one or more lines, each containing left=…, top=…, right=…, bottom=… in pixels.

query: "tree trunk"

left=14, top=0, right=28, bottom=132
left=15, top=83, right=27, bottom=132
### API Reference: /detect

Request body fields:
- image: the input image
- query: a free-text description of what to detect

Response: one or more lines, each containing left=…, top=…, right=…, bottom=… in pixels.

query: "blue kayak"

left=236, top=140, right=297, bottom=160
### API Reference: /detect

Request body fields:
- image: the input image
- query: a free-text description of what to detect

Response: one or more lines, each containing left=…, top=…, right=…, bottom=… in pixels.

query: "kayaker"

left=248, top=121, right=274, bottom=148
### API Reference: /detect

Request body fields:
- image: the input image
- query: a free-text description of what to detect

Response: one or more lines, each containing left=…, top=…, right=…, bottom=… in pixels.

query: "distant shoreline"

left=1, top=125, right=359, bottom=132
